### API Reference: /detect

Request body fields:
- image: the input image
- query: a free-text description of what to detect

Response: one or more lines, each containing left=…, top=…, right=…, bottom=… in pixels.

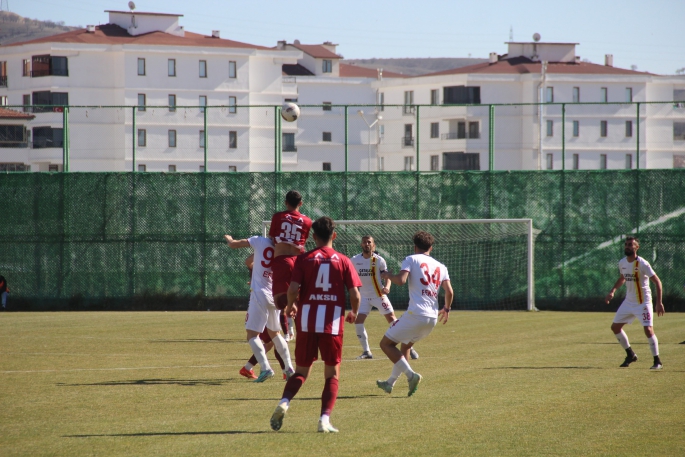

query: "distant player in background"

left=270, top=217, right=361, bottom=433
left=378, top=231, right=453, bottom=397
left=351, top=236, right=397, bottom=359
left=268, top=190, right=312, bottom=312
left=225, top=234, right=294, bottom=382
left=605, top=237, right=665, bottom=370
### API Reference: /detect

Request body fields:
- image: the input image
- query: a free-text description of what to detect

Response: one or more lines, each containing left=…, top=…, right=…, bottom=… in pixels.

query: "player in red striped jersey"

left=270, top=216, right=361, bottom=433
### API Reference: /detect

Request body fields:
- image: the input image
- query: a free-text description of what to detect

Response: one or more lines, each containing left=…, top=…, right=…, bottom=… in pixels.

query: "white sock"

left=278, top=398, right=290, bottom=409
left=355, top=323, right=370, bottom=352
left=614, top=330, right=631, bottom=350
left=387, top=361, right=404, bottom=386
left=288, top=317, right=295, bottom=336
left=244, top=362, right=254, bottom=370
left=648, top=334, right=659, bottom=357
left=248, top=337, right=271, bottom=372
left=271, top=332, right=294, bottom=371
left=320, top=414, right=330, bottom=424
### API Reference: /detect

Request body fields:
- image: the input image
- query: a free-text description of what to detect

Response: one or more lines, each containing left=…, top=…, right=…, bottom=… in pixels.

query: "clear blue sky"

left=12, top=0, right=685, bottom=75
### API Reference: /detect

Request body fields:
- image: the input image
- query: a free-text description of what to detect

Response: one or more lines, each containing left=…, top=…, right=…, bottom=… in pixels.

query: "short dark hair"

left=413, top=231, right=434, bottom=251
left=625, top=236, right=640, bottom=248
left=285, top=190, right=302, bottom=208
left=312, top=216, right=336, bottom=242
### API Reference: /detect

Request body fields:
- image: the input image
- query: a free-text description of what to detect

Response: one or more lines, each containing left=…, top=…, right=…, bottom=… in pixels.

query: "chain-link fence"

left=1, top=170, right=684, bottom=310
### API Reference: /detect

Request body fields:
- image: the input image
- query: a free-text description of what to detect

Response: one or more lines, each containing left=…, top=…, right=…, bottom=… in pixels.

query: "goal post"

left=263, top=219, right=536, bottom=311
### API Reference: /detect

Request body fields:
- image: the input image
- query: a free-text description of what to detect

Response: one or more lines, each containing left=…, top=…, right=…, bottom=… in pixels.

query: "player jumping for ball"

left=225, top=234, right=295, bottom=382
left=377, top=231, right=453, bottom=396
left=270, top=216, right=362, bottom=433
left=605, top=236, right=665, bottom=370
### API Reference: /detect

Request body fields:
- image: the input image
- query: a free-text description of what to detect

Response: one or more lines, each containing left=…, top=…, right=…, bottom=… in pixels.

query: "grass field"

left=1, top=311, right=684, bottom=457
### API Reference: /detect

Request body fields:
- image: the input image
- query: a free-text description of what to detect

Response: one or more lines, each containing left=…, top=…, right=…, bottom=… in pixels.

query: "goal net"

left=263, top=219, right=536, bottom=311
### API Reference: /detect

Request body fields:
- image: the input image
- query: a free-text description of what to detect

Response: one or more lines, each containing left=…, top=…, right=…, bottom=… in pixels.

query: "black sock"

left=654, top=355, right=661, bottom=364
left=625, top=347, right=635, bottom=357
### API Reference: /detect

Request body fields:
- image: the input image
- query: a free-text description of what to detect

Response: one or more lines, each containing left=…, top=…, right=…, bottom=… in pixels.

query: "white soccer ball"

left=281, top=102, right=300, bottom=122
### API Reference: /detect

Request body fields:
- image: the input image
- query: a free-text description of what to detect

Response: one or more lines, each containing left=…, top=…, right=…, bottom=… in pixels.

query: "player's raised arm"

left=438, top=280, right=454, bottom=324
left=224, top=234, right=251, bottom=249
left=382, top=269, right=409, bottom=286
left=605, top=274, right=626, bottom=304
left=650, top=274, right=665, bottom=316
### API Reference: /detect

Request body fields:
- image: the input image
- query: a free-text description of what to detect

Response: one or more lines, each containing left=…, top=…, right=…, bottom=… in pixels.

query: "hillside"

left=0, top=11, right=79, bottom=46
left=342, top=57, right=488, bottom=76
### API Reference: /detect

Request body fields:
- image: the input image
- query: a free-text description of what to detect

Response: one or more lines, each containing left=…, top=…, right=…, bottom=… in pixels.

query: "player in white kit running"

left=377, top=231, right=453, bottom=396
left=225, top=234, right=295, bottom=382
left=605, top=236, right=665, bottom=370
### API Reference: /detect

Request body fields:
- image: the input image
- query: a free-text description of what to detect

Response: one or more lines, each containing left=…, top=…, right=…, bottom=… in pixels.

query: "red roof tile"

left=339, top=64, right=406, bottom=78
left=290, top=43, right=341, bottom=59
left=422, top=57, right=654, bottom=77
left=3, top=24, right=271, bottom=50
left=0, top=107, right=35, bottom=120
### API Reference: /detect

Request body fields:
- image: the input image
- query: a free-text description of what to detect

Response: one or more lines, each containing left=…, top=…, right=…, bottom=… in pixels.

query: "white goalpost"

left=263, top=219, right=536, bottom=311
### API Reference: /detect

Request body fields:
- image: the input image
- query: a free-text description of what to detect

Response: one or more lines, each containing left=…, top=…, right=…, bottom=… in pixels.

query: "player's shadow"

left=56, top=378, right=236, bottom=387
left=223, top=394, right=391, bottom=402
left=149, top=338, right=245, bottom=344
left=65, top=430, right=268, bottom=438
left=484, top=366, right=602, bottom=370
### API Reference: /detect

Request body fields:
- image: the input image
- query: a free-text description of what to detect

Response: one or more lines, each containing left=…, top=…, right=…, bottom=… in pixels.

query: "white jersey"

left=401, top=253, right=450, bottom=318
left=350, top=252, right=388, bottom=300
left=618, top=256, right=656, bottom=305
left=247, top=236, right=275, bottom=299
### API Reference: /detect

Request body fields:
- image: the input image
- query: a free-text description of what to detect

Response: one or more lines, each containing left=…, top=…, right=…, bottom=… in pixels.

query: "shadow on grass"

left=65, top=430, right=269, bottom=438
left=57, top=378, right=238, bottom=387
left=484, top=366, right=602, bottom=370
left=149, top=339, right=246, bottom=344
left=224, top=394, right=393, bottom=402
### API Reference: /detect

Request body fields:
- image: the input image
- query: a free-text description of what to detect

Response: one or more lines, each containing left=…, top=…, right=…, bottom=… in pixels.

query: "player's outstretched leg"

left=614, top=328, right=637, bottom=367
left=647, top=333, right=663, bottom=370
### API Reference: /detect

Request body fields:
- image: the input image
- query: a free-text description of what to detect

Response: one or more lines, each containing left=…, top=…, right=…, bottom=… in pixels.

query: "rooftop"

left=0, top=107, right=36, bottom=120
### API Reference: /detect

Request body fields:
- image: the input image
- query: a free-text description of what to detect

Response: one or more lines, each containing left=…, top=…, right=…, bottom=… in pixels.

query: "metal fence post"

left=561, top=103, right=566, bottom=170
left=488, top=104, right=495, bottom=171
left=62, top=106, right=69, bottom=172
left=636, top=102, right=640, bottom=169
left=344, top=105, right=349, bottom=172
left=132, top=106, right=137, bottom=172
left=203, top=107, right=208, bottom=171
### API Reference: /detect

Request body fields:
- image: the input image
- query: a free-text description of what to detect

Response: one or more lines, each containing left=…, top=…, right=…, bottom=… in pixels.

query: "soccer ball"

left=281, top=102, right=300, bottom=122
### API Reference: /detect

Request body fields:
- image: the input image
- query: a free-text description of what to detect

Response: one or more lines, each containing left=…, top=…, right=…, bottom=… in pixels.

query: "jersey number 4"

left=279, top=222, right=302, bottom=242
left=316, top=263, right=332, bottom=291
left=419, top=263, right=441, bottom=287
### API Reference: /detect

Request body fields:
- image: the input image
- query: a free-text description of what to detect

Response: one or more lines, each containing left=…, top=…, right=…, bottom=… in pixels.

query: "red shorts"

left=294, top=332, right=343, bottom=367
left=271, top=255, right=296, bottom=295
left=259, top=327, right=272, bottom=344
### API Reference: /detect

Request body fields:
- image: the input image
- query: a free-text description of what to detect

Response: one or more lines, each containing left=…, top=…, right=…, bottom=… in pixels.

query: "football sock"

left=272, top=333, right=293, bottom=371
left=245, top=361, right=255, bottom=370
left=248, top=337, right=271, bottom=372
left=320, top=414, right=330, bottom=425
left=355, top=323, right=370, bottom=352
left=395, top=357, right=414, bottom=379
left=647, top=334, right=659, bottom=357
left=321, top=377, right=339, bottom=417
left=614, top=330, right=631, bottom=350
left=387, top=361, right=404, bottom=386
left=287, top=317, right=295, bottom=335
left=283, top=373, right=306, bottom=401
left=653, top=355, right=661, bottom=365
left=273, top=347, right=285, bottom=371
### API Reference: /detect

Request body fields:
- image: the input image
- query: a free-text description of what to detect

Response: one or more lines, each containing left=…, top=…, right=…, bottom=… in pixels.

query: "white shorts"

left=359, top=296, right=394, bottom=316
left=384, top=311, right=437, bottom=345
left=245, top=290, right=281, bottom=334
left=613, top=300, right=653, bottom=327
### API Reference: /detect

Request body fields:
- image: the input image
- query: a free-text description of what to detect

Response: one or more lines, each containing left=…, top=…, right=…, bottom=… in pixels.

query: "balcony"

left=283, top=145, right=298, bottom=152
left=0, top=76, right=7, bottom=88
left=402, top=105, right=416, bottom=116
left=441, top=132, right=463, bottom=140
left=401, top=136, right=414, bottom=147
left=30, top=68, right=69, bottom=77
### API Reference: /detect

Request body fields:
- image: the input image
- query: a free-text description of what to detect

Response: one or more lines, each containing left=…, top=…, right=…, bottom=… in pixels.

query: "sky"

left=11, top=0, right=685, bottom=75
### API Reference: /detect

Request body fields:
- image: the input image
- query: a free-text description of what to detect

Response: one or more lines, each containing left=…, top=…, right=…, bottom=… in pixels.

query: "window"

left=625, top=120, right=633, bottom=137
left=378, top=156, right=385, bottom=171
left=546, top=153, right=554, bottom=170
left=600, top=154, right=607, bottom=169
left=573, top=120, right=580, bottom=137
left=430, top=122, right=439, bottom=139
left=625, top=88, right=633, bottom=102
left=322, top=162, right=332, bottom=171
left=168, top=130, right=177, bottom=147
left=168, top=165, right=176, bottom=172
left=457, top=122, right=466, bottom=139
left=468, top=122, right=479, bottom=139
left=379, top=93, right=384, bottom=111
left=443, top=86, right=481, bottom=104
left=322, top=132, right=332, bottom=142
left=137, top=94, right=146, bottom=112
left=0, top=163, right=30, bottom=171
left=545, top=87, right=554, bottom=103
left=229, top=131, right=237, bottom=149
left=674, top=89, right=685, bottom=108
left=137, top=129, right=146, bottom=147
left=199, top=130, right=205, bottom=148
left=601, top=87, right=608, bottom=103
left=48, top=164, right=59, bottom=172
left=573, top=87, right=580, bottom=103
left=168, top=94, right=176, bottom=112
left=322, top=102, right=332, bottom=111
left=32, top=91, right=68, bottom=113
left=625, top=154, right=633, bottom=169
left=23, top=94, right=30, bottom=112
left=0, top=96, right=6, bottom=106
left=546, top=120, right=554, bottom=137
left=228, top=165, right=237, bottom=172
left=0, top=125, right=28, bottom=147
left=322, top=60, right=332, bottom=73
left=0, top=61, right=6, bottom=88
left=430, top=89, right=439, bottom=105
left=442, top=152, right=480, bottom=170
left=674, top=155, right=685, bottom=168
left=600, top=120, right=608, bottom=137
left=573, top=154, right=579, bottom=170
left=168, top=59, right=176, bottom=77
left=199, top=95, right=207, bottom=113
left=199, top=60, right=207, bottom=78
left=137, top=58, right=145, bottom=76
left=199, top=165, right=205, bottom=172
left=430, top=155, right=439, bottom=171
left=229, top=61, right=237, bottom=78
left=31, top=55, right=68, bottom=77
left=228, top=96, right=237, bottom=114
left=403, top=124, right=414, bottom=146
left=674, top=122, right=685, bottom=140
left=403, top=91, right=414, bottom=114
left=23, top=59, right=30, bottom=77
left=137, top=164, right=146, bottom=172
left=404, top=156, right=414, bottom=171
left=282, top=132, right=296, bottom=151
left=32, top=126, right=64, bottom=148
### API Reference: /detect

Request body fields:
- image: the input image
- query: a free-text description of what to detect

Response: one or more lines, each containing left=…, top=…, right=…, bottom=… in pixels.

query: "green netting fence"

left=1, top=170, right=684, bottom=311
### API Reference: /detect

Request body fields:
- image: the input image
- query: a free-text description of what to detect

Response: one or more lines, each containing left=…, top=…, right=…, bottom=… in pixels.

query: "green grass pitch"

left=1, top=311, right=684, bottom=456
